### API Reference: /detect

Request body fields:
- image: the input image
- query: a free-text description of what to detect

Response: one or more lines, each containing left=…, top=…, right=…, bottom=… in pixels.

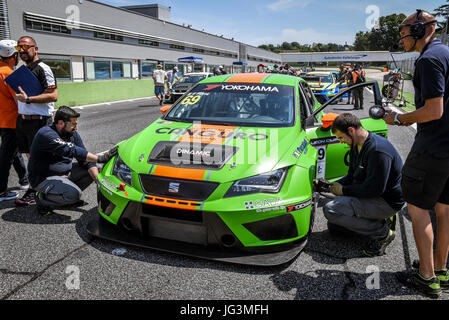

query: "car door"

left=303, top=81, right=388, bottom=181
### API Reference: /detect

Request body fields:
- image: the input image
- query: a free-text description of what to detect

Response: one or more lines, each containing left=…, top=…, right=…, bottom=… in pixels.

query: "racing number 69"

left=181, top=95, right=201, bottom=105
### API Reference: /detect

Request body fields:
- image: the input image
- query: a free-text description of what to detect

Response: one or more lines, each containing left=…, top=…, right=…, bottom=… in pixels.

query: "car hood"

left=117, top=120, right=301, bottom=183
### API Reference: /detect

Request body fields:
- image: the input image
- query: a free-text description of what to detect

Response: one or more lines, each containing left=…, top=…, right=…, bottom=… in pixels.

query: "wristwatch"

left=25, top=97, right=30, bottom=104
left=394, top=113, right=402, bottom=125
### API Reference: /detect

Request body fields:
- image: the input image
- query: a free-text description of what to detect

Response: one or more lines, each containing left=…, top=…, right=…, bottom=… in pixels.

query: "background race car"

left=302, top=71, right=348, bottom=104
left=88, top=73, right=387, bottom=266
left=164, top=72, right=214, bottom=103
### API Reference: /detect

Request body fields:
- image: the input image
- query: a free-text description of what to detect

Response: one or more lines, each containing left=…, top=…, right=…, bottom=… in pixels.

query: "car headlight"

left=111, top=156, right=133, bottom=187
left=224, top=168, right=288, bottom=198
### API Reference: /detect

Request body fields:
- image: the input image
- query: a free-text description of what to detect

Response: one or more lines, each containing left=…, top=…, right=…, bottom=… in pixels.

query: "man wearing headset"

left=383, top=10, right=449, bottom=298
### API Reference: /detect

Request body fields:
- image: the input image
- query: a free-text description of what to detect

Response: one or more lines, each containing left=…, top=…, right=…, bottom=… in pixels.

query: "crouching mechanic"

left=27, top=106, right=117, bottom=215
left=322, top=113, right=405, bottom=256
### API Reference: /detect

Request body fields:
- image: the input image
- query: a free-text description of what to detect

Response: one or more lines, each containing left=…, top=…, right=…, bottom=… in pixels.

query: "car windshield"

left=165, top=83, right=295, bottom=127
left=177, top=75, right=207, bottom=84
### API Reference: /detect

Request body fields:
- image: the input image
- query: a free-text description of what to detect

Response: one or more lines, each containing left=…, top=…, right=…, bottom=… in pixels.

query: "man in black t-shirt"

left=14, top=36, right=58, bottom=206
left=384, top=10, right=449, bottom=298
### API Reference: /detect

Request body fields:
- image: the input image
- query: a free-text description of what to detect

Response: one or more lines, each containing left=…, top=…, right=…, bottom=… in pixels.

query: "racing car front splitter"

left=86, top=191, right=314, bottom=266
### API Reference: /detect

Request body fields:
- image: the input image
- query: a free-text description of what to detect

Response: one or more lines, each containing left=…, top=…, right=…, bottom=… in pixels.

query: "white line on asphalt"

left=72, top=96, right=158, bottom=110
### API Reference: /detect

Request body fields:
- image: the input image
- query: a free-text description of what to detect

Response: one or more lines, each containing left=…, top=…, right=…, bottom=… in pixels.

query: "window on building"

left=40, top=57, right=72, bottom=81
left=86, top=60, right=110, bottom=80
left=142, top=62, right=157, bottom=78
left=170, top=44, right=185, bottom=51
left=112, top=61, right=132, bottom=78
left=25, top=19, right=71, bottom=34
left=94, top=32, right=123, bottom=42
left=139, top=39, right=159, bottom=47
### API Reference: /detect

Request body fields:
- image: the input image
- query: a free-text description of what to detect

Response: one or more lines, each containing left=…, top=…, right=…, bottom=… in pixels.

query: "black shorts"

left=401, top=151, right=449, bottom=210
left=16, top=116, right=52, bottom=153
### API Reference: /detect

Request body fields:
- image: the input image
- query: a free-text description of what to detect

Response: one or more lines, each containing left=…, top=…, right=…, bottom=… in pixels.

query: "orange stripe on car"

left=225, top=73, right=269, bottom=83
left=153, top=165, right=206, bottom=181
left=143, top=195, right=201, bottom=211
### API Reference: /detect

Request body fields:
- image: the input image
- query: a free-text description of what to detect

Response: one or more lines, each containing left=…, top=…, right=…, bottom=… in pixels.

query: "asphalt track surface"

left=1, top=88, right=447, bottom=302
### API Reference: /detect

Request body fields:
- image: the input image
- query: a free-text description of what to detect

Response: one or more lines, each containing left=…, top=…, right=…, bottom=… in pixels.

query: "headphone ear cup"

left=410, top=22, right=426, bottom=39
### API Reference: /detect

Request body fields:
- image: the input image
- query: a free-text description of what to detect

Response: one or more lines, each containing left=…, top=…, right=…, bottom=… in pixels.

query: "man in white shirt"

left=167, top=66, right=180, bottom=89
left=152, top=64, right=167, bottom=105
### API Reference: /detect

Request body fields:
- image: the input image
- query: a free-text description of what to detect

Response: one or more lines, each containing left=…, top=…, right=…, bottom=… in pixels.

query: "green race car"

left=87, top=73, right=387, bottom=266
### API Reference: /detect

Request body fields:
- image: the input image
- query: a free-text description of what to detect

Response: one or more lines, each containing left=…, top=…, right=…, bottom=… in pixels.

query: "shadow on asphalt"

left=1, top=202, right=93, bottom=226
left=269, top=269, right=425, bottom=300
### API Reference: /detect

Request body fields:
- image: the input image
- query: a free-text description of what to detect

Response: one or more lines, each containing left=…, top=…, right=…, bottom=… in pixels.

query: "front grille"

left=142, top=203, right=203, bottom=223
left=140, top=175, right=218, bottom=201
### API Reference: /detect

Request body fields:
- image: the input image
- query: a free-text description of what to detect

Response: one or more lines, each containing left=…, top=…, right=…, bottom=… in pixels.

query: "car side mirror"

left=160, top=105, right=172, bottom=115
left=369, top=105, right=386, bottom=120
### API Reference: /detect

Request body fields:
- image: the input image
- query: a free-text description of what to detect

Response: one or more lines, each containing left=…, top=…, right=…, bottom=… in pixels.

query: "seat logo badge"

left=169, top=182, right=180, bottom=193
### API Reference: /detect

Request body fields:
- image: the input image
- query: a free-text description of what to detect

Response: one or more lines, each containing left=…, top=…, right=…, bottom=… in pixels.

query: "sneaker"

left=362, top=229, right=395, bottom=257
left=411, top=260, right=449, bottom=288
left=35, top=195, right=54, bottom=216
left=387, top=213, right=397, bottom=231
left=435, top=269, right=449, bottom=289
left=0, top=190, right=19, bottom=202
left=15, top=189, right=36, bottom=206
left=19, top=177, right=30, bottom=190
left=396, top=270, right=442, bottom=298
left=36, top=204, right=54, bottom=216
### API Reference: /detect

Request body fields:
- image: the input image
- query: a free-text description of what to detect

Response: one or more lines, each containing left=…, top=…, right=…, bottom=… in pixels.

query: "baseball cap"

left=157, top=64, right=163, bottom=69
left=0, top=39, right=18, bottom=58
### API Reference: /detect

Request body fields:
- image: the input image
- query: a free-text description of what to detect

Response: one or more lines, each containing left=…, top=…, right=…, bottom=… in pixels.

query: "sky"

left=96, top=0, right=444, bottom=46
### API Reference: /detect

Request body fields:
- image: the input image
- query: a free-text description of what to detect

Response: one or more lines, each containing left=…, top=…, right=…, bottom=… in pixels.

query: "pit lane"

left=0, top=84, right=446, bottom=301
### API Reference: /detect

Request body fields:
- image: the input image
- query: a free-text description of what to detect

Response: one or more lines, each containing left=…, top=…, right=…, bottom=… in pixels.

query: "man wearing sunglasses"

left=383, top=10, right=449, bottom=298
left=13, top=36, right=58, bottom=207
left=27, top=106, right=117, bottom=216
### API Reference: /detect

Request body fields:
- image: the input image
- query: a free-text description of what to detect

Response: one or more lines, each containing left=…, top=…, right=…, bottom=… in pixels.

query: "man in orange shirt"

left=0, top=40, right=28, bottom=202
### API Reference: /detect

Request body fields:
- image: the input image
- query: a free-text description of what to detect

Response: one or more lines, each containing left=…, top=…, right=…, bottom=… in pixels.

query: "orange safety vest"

left=352, top=70, right=364, bottom=84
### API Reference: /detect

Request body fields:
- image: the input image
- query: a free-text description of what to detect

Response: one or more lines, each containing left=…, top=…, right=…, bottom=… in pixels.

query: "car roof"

left=185, top=72, right=213, bottom=76
left=308, top=71, right=332, bottom=76
left=200, top=73, right=300, bottom=86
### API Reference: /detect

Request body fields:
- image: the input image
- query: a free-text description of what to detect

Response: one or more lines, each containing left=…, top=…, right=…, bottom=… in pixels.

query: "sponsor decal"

left=323, top=54, right=368, bottom=60
left=293, top=139, right=309, bottom=158
left=139, top=154, right=145, bottom=162
left=99, top=177, right=118, bottom=195
left=176, top=148, right=211, bottom=157
left=244, top=198, right=283, bottom=210
left=309, top=136, right=340, bottom=147
left=286, top=199, right=312, bottom=213
left=221, top=84, right=280, bottom=93
left=155, top=127, right=268, bottom=141
left=203, top=84, right=221, bottom=91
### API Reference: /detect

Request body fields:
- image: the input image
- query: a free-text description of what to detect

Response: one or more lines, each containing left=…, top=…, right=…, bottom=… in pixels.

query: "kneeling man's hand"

left=330, top=182, right=343, bottom=196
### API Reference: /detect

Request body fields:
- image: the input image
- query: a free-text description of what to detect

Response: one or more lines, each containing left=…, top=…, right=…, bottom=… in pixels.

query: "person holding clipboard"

left=12, top=36, right=58, bottom=206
